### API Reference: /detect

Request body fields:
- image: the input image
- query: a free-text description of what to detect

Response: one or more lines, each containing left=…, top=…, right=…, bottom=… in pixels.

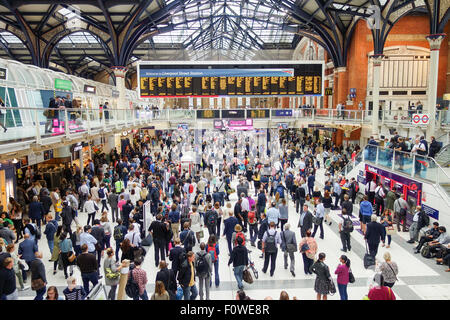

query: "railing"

left=0, top=106, right=449, bottom=147
left=362, top=144, right=450, bottom=199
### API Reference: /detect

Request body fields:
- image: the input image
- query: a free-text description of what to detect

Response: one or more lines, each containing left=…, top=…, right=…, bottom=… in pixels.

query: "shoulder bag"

left=31, top=278, right=45, bottom=291
left=282, top=231, right=296, bottom=253
left=348, top=268, right=355, bottom=283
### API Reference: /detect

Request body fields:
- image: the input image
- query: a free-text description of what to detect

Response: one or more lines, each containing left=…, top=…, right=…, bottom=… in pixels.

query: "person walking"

left=393, top=194, right=409, bottom=232
left=0, top=257, right=18, bottom=300
left=334, top=255, right=350, bottom=300
left=63, top=277, right=86, bottom=300
left=310, top=252, right=331, bottom=300
left=299, top=230, right=317, bottom=275
left=262, top=222, right=281, bottom=277
left=148, top=214, right=168, bottom=267
left=278, top=198, right=289, bottom=231
left=59, top=232, right=75, bottom=279
left=155, top=261, right=177, bottom=300
left=151, top=281, right=170, bottom=300
left=195, top=242, right=212, bottom=300
left=113, top=219, right=127, bottom=261
left=205, top=204, right=218, bottom=237
left=104, top=248, right=122, bottom=300
left=5, top=244, right=28, bottom=291
left=177, top=251, right=198, bottom=300
left=365, top=214, right=385, bottom=258
left=228, top=236, right=248, bottom=290
left=76, top=244, right=99, bottom=294
left=168, top=204, right=181, bottom=239
left=30, top=251, right=47, bottom=300
left=312, top=198, right=325, bottom=239
left=377, top=252, right=398, bottom=288
left=223, top=211, right=238, bottom=254
left=206, top=235, right=220, bottom=287
left=281, top=223, right=297, bottom=277
left=248, top=205, right=258, bottom=247
left=359, top=195, right=373, bottom=234
left=108, top=191, right=119, bottom=223
left=339, top=208, right=354, bottom=252
left=130, top=258, right=148, bottom=300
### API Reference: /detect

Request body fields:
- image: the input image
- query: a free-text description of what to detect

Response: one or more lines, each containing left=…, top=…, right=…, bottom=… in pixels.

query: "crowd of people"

left=0, top=128, right=446, bottom=301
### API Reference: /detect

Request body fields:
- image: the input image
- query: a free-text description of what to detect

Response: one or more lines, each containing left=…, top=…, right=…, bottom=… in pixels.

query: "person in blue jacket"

left=359, top=195, right=373, bottom=234
left=18, top=233, right=38, bottom=269
left=43, top=214, right=58, bottom=256
left=223, top=211, right=238, bottom=255
left=28, top=196, right=45, bottom=230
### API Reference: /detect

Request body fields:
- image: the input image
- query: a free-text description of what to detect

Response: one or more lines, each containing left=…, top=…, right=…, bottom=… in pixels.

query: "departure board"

left=138, top=61, right=323, bottom=97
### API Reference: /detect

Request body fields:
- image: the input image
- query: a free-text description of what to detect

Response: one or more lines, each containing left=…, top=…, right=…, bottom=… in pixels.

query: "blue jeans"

left=47, top=240, right=54, bottom=256
left=183, top=284, right=198, bottom=300
left=233, top=265, right=245, bottom=289
left=34, top=286, right=46, bottom=300
left=338, top=283, right=348, bottom=300
left=212, top=260, right=220, bottom=287
left=81, top=272, right=99, bottom=294
left=133, top=290, right=148, bottom=300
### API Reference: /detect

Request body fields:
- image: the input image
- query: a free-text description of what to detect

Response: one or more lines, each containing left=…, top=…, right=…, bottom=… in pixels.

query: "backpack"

left=354, top=182, right=359, bottom=192
left=206, top=210, right=217, bottom=226
left=183, top=231, right=195, bottom=248
left=98, top=188, right=105, bottom=199
left=113, top=225, right=123, bottom=241
left=125, top=267, right=140, bottom=299
left=195, top=252, right=208, bottom=276
left=189, top=184, right=194, bottom=194
left=342, top=217, right=354, bottom=233
left=421, top=243, right=432, bottom=258
left=248, top=211, right=256, bottom=224
left=207, top=244, right=217, bottom=263
left=264, top=231, right=277, bottom=253
left=422, top=213, right=430, bottom=227
left=34, top=224, right=42, bottom=240
left=234, top=232, right=246, bottom=246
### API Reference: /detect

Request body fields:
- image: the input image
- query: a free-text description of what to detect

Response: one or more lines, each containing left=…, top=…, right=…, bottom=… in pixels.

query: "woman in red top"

left=367, top=274, right=396, bottom=300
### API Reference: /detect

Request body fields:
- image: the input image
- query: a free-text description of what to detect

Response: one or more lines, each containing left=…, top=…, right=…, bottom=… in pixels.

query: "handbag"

left=242, top=268, right=253, bottom=284
left=282, top=231, right=296, bottom=253
left=312, top=215, right=321, bottom=226
left=348, top=269, right=355, bottom=283
left=31, top=278, right=45, bottom=291
left=197, top=230, right=204, bottom=239
left=105, top=267, right=120, bottom=280
left=176, top=286, right=184, bottom=300
left=67, top=251, right=76, bottom=263
left=385, top=225, right=396, bottom=235
left=327, top=278, right=336, bottom=295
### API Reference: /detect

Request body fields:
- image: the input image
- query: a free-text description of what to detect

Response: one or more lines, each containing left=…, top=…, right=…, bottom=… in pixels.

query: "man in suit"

left=169, top=238, right=185, bottom=279
left=281, top=223, right=297, bottom=277
left=223, top=211, right=238, bottom=255
left=298, top=204, right=313, bottom=238
left=18, top=233, right=38, bottom=270
left=148, top=214, right=168, bottom=267
left=364, top=214, right=385, bottom=258
left=90, top=219, right=106, bottom=277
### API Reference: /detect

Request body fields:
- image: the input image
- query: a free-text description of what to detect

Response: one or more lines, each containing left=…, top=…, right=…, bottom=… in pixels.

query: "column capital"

left=370, top=54, right=385, bottom=66
left=111, top=66, right=128, bottom=78
left=426, top=34, right=446, bottom=51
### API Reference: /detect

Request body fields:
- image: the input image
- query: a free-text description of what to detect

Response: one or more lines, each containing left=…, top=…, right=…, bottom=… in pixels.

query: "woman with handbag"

left=381, top=210, right=394, bottom=248
left=310, top=252, right=333, bottom=300
left=59, top=231, right=75, bottom=279
left=104, top=248, right=122, bottom=300
left=377, top=252, right=398, bottom=288
left=334, top=255, right=351, bottom=300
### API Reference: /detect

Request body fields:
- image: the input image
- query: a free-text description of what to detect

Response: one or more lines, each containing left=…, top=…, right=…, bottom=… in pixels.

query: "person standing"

left=310, top=252, right=331, bottom=300
left=334, top=255, right=350, bottom=300
left=223, top=211, right=238, bottom=254
left=177, top=251, right=198, bottom=300
left=113, top=219, right=127, bottom=261
left=108, top=191, right=119, bottom=223
left=228, top=236, right=248, bottom=290
left=130, top=259, right=148, bottom=300
left=298, top=204, right=313, bottom=238
left=262, top=222, right=282, bottom=277
left=407, top=206, right=429, bottom=244
left=43, top=214, right=57, bottom=256
left=169, top=238, right=185, bottom=280
left=104, top=248, right=122, bottom=300
left=266, top=202, right=280, bottom=228
left=367, top=273, right=396, bottom=300
left=63, top=277, right=86, bottom=300
left=359, top=195, right=373, bottom=234
left=374, top=183, right=386, bottom=216
left=393, top=194, right=409, bottom=232
left=18, top=233, right=38, bottom=270
left=168, top=204, right=181, bottom=239
left=30, top=251, right=47, bottom=300
left=207, top=235, right=220, bottom=287
left=148, top=214, right=168, bottom=268
left=339, top=208, right=353, bottom=252
left=91, top=219, right=106, bottom=275
left=377, top=252, right=398, bottom=288
left=61, top=201, right=76, bottom=236
left=365, top=214, right=385, bottom=258
left=195, top=242, right=212, bottom=300
left=76, top=244, right=99, bottom=294
left=281, top=223, right=297, bottom=277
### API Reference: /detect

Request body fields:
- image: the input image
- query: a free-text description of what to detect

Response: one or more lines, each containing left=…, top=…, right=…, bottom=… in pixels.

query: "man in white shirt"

left=367, top=179, right=377, bottom=204
left=125, top=224, right=141, bottom=247
left=411, top=138, right=427, bottom=177
left=79, top=226, right=98, bottom=255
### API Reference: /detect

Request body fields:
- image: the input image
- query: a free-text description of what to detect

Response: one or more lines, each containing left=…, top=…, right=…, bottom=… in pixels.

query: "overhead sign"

left=422, top=204, right=439, bottom=220
left=274, top=110, right=292, bottom=117
left=0, top=67, right=7, bottom=80
left=214, top=119, right=253, bottom=131
left=84, top=85, right=96, bottom=94
left=277, top=123, right=289, bottom=129
left=412, top=113, right=429, bottom=125
left=55, top=78, right=72, bottom=91
left=177, top=124, right=188, bottom=130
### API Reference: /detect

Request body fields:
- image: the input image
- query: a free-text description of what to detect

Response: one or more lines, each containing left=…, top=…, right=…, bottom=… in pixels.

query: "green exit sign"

left=55, top=78, right=72, bottom=91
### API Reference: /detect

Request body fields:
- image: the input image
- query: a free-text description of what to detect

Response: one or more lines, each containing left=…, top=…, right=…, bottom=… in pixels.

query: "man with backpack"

left=281, top=223, right=297, bottom=277
left=262, top=221, right=282, bottom=277
left=339, top=208, right=354, bottom=252
left=195, top=242, right=212, bottom=300
left=98, top=183, right=109, bottom=213
left=113, top=219, right=127, bottom=261
left=248, top=205, right=258, bottom=247
left=204, top=204, right=218, bottom=237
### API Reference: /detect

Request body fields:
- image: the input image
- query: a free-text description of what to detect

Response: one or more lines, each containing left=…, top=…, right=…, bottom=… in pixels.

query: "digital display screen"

left=139, top=62, right=323, bottom=98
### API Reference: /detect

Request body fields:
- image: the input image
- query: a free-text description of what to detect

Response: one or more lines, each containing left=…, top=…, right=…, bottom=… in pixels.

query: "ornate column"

left=426, top=34, right=446, bottom=138
left=336, top=67, right=348, bottom=108
left=370, top=54, right=384, bottom=138
left=111, top=67, right=128, bottom=119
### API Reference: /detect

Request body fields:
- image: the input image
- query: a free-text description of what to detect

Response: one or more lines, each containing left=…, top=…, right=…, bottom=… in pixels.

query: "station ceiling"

left=0, top=0, right=446, bottom=81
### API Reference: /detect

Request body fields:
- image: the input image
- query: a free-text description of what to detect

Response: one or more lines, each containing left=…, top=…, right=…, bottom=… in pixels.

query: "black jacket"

left=91, top=226, right=106, bottom=249
left=155, top=267, right=177, bottom=293
left=258, top=218, right=269, bottom=240
left=177, top=259, right=195, bottom=288
left=298, top=210, right=313, bottom=233
left=169, top=246, right=185, bottom=272
left=310, top=261, right=331, bottom=281
left=365, top=221, right=384, bottom=244
left=0, top=268, right=16, bottom=296
left=228, top=244, right=248, bottom=268
left=295, top=187, right=306, bottom=201
left=341, top=200, right=353, bottom=215
left=148, top=220, right=167, bottom=242
left=61, top=206, right=75, bottom=226
left=30, top=258, right=46, bottom=283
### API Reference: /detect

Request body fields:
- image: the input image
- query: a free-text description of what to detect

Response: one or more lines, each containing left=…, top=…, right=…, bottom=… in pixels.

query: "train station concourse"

left=0, top=0, right=449, bottom=304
